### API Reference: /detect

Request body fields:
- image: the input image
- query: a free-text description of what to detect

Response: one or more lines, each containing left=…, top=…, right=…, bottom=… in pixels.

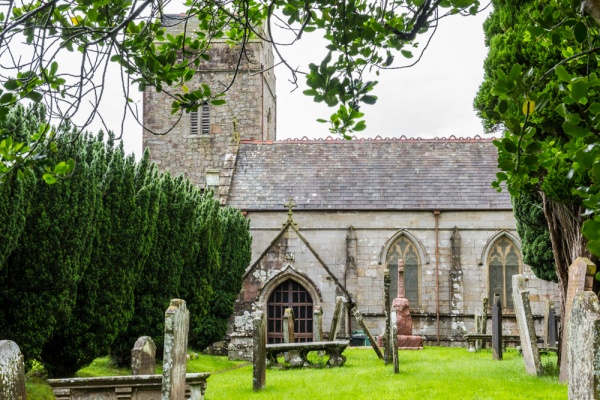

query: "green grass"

left=26, top=347, right=566, bottom=400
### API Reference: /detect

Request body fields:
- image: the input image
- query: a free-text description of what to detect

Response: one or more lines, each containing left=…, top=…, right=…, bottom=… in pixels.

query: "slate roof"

left=227, top=138, right=512, bottom=211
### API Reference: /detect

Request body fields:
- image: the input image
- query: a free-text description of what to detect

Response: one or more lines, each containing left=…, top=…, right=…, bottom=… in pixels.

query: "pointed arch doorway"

left=267, top=279, right=314, bottom=344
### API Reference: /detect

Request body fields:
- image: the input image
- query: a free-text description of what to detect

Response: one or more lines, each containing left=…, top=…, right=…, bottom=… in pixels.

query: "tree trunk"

left=541, top=192, right=591, bottom=369
left=541, top=192, right=590, bottom=299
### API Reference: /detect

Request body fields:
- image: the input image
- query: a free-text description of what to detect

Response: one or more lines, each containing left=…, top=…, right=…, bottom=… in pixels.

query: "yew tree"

left=475, top=0, right=600, bottom=302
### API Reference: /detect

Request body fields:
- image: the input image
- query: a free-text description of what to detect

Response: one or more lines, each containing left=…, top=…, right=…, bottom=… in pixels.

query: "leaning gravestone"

left=559, top=257, right=596, bottom=383
left=131, top=336, right=157, bottom=375
left=253, top=311, right=266, bottom=391
left=162, top=299, right=190, bottom=400
left=0, top=340, right=26, bottom=400
left=512, top=275, right=542, bottom=376
left=491, top=294, right=502, bottom=360
left=568, top=291, right=600, bottom=400
left=391, top=324, right=399, bottom=374
left=329, top=297, right=345, bottom=340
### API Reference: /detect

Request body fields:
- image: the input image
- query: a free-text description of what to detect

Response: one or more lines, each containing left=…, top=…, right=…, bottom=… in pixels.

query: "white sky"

left=107, top=7, right=492, bottom=155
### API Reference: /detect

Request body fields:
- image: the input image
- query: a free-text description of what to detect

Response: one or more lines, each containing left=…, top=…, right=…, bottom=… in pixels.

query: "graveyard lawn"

left=26, top=347, right=566, bottom=400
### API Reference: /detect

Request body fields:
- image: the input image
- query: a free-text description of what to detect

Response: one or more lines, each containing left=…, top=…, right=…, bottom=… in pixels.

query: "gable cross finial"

left=283, top=197, right=297, bottom=224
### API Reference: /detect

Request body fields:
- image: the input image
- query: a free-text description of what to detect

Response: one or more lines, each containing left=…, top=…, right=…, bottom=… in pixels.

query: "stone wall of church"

left=143, top=36, right=276, bottom=187
left=228, top=209, right=560, bottom=358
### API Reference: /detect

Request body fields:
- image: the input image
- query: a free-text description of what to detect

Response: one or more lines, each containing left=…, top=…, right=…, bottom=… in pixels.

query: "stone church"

left=143, top=15, right=560, bottom=359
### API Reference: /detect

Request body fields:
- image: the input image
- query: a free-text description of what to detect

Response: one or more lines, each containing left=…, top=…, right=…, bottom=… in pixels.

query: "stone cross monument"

left=392, top=259, right=423, bottom=349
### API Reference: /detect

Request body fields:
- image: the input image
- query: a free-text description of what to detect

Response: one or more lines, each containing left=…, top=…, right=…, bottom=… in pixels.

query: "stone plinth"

left=49, top=373, right=209, bottom=400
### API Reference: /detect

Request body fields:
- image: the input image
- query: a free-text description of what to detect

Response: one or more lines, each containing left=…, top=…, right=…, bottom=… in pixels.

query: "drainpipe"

left=434, top=210, right=441, bottom=345
left=260, top=64, right=264, bottom=141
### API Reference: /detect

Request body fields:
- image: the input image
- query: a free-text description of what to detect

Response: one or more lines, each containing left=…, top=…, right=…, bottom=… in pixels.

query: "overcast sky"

left=110, top=7, right=492, bottom=155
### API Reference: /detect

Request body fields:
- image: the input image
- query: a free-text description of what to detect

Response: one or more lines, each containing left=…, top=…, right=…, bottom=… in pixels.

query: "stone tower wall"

left=143, top=18, right=276, bottom=187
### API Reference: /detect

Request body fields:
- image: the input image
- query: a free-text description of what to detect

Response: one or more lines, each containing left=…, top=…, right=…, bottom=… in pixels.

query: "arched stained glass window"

left=386, top=236, right=420, bottom=307
left=488, top=237, right=522, bottom=309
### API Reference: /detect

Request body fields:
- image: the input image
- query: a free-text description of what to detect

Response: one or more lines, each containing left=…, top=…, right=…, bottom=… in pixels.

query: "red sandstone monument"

left=392, top=259, right=423, bottom=349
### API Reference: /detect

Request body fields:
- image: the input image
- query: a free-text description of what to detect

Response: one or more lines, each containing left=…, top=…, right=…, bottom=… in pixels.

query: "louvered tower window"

left=190, top=102, right=210, bottom=135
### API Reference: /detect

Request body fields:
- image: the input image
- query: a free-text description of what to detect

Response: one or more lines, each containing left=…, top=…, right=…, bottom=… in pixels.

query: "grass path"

left=198, top=347, right=566, bottom=400
left=27, top=346, right=567, bottom=400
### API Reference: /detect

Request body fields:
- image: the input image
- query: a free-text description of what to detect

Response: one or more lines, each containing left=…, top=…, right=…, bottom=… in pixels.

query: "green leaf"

left=26, top=91, right=43, bottom=102
left=4, top=79, right=19, bottom=90
left=594, top=161, right=600, bottom=181
left=401, top=50, right=413, bottom=58
left=555, top=65, right=572, bottom=82
left=525, top=141, right=542, bottom=153
left=498, top=159, right=515, bottom=170
left=498, top=99, right=508, bottom=114
left=502, top=137, right=518, bottom=153
left=42, top=173, right=57, bottom=184
left=354, top=120, right=367, bottom=131
left=361, top=95, right=377, bottom=105
left=210, top=99, right=226, bottom=106
left=562, top=121, right=588, bottom=138
left=587, top=239, right=600, bottom=257
left=583, top=219, right=600, bottom=241
left=574, top=22, right=587, bottom=43
left=571, top=80, right=588, bottom=102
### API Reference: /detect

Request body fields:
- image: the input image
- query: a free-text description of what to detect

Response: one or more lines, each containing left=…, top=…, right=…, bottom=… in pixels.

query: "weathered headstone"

left=162, top=299, right=190, bottom=400
left=542, top=300, right=551, bottom=348
left=329, top=296, right=345, bottom=340
left=253, top=311, right=266, bottom=391
left=384, top=270, right=391, bottom=365
left=512, top=274, right=542, bottom=376
left=491, top=294, right=502, bottom=360
left=313, top=306, right=323, bottom=342
left=568, top=291, right=600, bottom=400
left=393, top=259, right=423, bottom=349
left=131, top=336, right=157, bottom=375
left=559, top=257, right=597, bottom=383
left=391, top=324, right=399, bottom=374
left=481, top=297, right=488, bottom=349
left=548, top=305, right=557, bottom=347
left=474, top=309, right=483, bottom=351
left=283, top=308, right=295, bottom=343
left=282, top=308, right=303, bottom=365
left=449, top=227, right=464, bottom=337
left=0, top=340, right=26, bottom=400
left=350, top=307, right=383, bottom=359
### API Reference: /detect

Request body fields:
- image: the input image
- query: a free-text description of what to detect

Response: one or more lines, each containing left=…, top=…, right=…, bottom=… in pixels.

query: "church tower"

left=143, top=15, right=276, bottom=189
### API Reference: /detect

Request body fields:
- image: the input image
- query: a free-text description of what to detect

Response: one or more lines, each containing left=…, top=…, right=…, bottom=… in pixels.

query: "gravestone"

left=542, top=300, right=551, bottom=347
left=253, top=311, right=266, bottom=391
left=350, top=307, right=383, bottom=359
left=384, top=270, right=391, bottom=365
left=162, top=299, right=190, bottom=400
left=491, top=294, right=502, bottom=360
left=393, top=259, right=423, bottom=349
left=131, top=336, right=157, bottom=375
left=449, top=227, right=464, bottom=337
left=283, top=308, right=295, bottom=343
left=559, top=257, right=597, bottom=383
left=0, top=340, right=26, bottom=400
left=512, top=275, right=542, bottom=376
left=329, top=297, right=345, bottom=340
left=568, top=291, right=600, bottom=400
left=481, top=297, right=489, bottom=349
left=391, top=324, right=399, bottom=374
left=313, top=306, right=323, bottom=342
left=548, top=305, right=557, bottom=347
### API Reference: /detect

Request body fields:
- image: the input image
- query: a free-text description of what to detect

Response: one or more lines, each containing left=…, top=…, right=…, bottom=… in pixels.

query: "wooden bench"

left=266, top=340, right=349, bottom=368
left=463, top=333, right=523, bottom=352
